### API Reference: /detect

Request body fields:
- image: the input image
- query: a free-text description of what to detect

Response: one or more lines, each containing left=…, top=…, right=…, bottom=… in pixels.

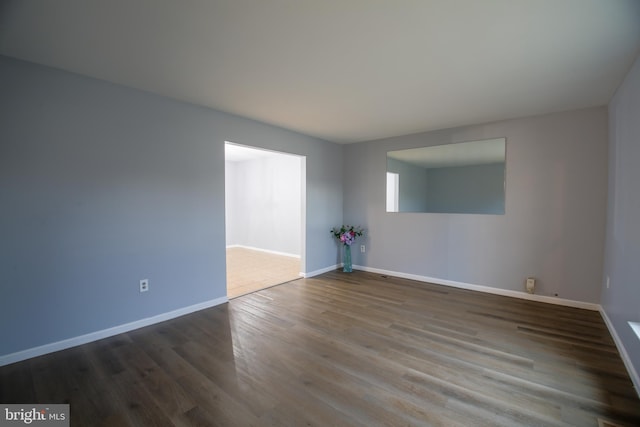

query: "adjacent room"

left=224, top=142, right=304, bottom=298
left=1, top=1, right=639, bottom=426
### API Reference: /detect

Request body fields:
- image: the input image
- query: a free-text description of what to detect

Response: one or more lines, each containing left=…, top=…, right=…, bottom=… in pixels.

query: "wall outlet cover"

left=526, top=277, right=535, bottom=294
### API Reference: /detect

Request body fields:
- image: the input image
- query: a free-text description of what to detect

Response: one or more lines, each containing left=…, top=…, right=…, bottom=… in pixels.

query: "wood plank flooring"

left=226, top=247, right=301, bottom=298
left=2, top=270, right=639, bottom=426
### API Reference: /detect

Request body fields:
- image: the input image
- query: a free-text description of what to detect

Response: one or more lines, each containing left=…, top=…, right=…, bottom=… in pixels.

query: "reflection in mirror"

left=386, top=138, right=506, bottom=214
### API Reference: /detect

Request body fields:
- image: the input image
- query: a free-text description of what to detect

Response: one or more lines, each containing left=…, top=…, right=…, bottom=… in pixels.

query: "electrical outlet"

left=526, top=277, right=535, bottom=294
left=360, top=245, right=365, bottom=253
left=140, top=279, right=149, bottom=293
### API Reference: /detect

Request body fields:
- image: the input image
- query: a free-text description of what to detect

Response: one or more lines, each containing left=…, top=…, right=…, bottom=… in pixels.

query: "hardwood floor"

left=2, top=270, right=639, bottom=426
left=226, top=247, right=301, bottom=298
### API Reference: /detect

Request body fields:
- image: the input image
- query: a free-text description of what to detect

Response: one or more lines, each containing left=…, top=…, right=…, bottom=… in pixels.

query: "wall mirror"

left=386, top=138, right=506, bottom=214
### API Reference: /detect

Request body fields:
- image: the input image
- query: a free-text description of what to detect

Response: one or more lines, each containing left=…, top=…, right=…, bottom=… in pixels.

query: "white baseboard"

left=302, top=264, right=341, bottom=278
left=226, top=244, right=300, bottom=259
left=0, top=296, right=228, bottom=367
left=599, top=308, right=640, bottom=398
left=352, top=265, right=600, bottom=311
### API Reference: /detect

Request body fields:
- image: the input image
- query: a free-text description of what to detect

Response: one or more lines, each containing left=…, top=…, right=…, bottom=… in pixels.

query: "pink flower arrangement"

left=330, top=225, right=364, bottom=246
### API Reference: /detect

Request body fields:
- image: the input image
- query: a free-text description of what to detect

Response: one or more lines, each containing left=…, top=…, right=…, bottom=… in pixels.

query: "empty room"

left=1, top=1, right=640, bottom=426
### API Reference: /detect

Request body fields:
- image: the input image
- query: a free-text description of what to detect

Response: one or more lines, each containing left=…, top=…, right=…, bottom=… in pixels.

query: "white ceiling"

left=1, top=0, right=639, bottom=144
left=225, top=141, right=296, bottom=162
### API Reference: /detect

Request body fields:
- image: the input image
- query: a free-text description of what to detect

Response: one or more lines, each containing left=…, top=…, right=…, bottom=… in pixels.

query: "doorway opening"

left=224, top=141, right=306, bottom=298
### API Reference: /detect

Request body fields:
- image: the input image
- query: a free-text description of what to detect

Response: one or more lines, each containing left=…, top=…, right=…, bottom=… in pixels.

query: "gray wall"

left=426, top=163, right=505, bottom=214
left=387, top=158, right=428, bottom=211
left=225, top=154, right=302, bottom=256
left=603, top=54, right=640, bottom=383
left=0, top=56, right=342, bottom=357
left=344, top=107, right=608, bottom=303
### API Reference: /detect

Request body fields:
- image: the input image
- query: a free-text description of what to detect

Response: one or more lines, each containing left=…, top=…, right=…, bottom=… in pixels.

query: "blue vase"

left=343, top=245, right=353, bottom=272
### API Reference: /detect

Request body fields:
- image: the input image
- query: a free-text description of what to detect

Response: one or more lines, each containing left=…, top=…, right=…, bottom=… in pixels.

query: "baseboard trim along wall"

left=302, top=264, right=342, bottom=278
left=352, top=265, right=600, bottom=311
left=599, top=308, right=640, bottom=398
left=0, top=296, right=228, bottom=367
left=226, top=244, right=300, bottom=259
